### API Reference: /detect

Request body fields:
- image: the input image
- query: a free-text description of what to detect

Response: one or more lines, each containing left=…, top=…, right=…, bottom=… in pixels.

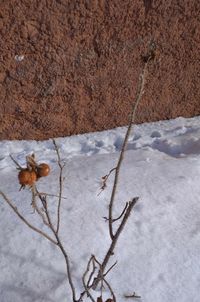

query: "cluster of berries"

left=18, top=154, right=50, bottom=188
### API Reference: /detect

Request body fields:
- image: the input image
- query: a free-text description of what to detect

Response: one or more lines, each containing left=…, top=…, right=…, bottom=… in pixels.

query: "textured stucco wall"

left=0, top=0, right=200, bottom=140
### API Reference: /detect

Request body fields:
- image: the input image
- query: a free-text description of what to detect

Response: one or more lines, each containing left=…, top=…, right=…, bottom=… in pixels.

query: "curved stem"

left=0, top=191, right=57, bottom=245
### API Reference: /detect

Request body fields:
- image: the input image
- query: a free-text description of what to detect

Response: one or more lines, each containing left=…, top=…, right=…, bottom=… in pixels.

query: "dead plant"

left=0, top=41, right=155, bottom=301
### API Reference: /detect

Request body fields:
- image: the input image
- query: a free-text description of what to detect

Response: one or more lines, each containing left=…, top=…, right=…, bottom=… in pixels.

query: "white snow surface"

left=1, top=116, right=200, bottom=302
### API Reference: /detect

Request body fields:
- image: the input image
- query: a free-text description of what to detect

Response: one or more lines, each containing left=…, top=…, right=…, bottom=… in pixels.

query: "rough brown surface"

left=0, top=0, right=200, bottom=140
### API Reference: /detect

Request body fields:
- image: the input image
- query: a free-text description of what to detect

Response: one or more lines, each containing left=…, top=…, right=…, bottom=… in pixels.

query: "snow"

left=0, top=116, right=200, bottom=302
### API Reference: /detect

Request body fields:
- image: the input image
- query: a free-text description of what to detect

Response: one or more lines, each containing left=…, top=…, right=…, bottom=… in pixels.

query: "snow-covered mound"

left=0, top=116, right=200, bottom=302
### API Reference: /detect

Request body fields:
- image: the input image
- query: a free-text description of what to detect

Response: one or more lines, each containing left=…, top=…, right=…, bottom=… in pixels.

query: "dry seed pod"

left=97, top=297, right=103, bottom=302
left=37, top=163, right=50, bottom=178
left=18, top=169, right=37, bottom=186
left=26, top=154, right=37, bottom=171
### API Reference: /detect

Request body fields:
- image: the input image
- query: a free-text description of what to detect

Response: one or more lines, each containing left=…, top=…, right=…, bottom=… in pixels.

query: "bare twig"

left=108, top=42, right=154, bottom=239
left=10, top=155, right=23, bottom=169
left=103, top=203, right=128, bottom=223
left=124, top=292, right=141, bottom=299
left=36, top=189, right=77, bottom=302
left=78, top=255, right=98, bottom=302
left=103, top=278, right=116, bottom=302
left=103, top=261, right=117, bottom=278
left=35, top=192, right=67, bottom=200
left=93, top=197, right=138, bottom=289
left=50, top=142, right=77, bottom=300
left=82, top=255, right=96, bottom=302
left=98, top=167, right=116, bottom=196
left=31, top=186, right=50, bottom=226
left=98, top=42, right=155, bottom=296
left=52, top=139, right=65, bottom=234
left=99, top=258, right=104, bottom=298
left=112, top=202, right=129, bottom=222
left=107, top=198, right=137, bottom=256
left=93, top=256, right=116, bottom=302
left=87, top=257, right=96, bottom=288
left=0, top=191, right=57, bottom=245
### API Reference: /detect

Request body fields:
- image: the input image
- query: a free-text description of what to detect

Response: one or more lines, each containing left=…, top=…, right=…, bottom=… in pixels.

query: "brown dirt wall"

left=0, top=0, right=200, bottom=140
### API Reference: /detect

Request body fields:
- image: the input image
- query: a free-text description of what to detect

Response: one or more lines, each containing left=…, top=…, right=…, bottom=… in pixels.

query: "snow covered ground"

left=0, top=116, right=200, bottom=302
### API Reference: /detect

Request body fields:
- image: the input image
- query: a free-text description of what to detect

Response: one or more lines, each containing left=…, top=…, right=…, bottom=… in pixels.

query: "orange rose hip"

left=18, top=169, right=37, bottom=186
left=37, top=163, right=50, bottom=177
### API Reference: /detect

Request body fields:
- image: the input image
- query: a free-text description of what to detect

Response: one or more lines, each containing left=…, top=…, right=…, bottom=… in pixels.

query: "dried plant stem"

left=53, top=226, right=76, bottom=300
left=103, top=202, right=128, bottom=223
left=7, top=149, right=76, bottom=301
left=93, top=198, right=138, bottom=289
left=1, top=184, right=77, bottom=302
left=87, top=257, right=96, bottom=288
left=10, top=155, right=23, bottom=169
left=0, top=191, right=57, bottom=245
left=93, top=256, right=116, bottom=302
left=124, top=292, right=141, bottom=299
left=103, top=260, right=117, bottom=278
left=108, top=57, right=150, bottom=240
left=92, top=44, right=154, bottom=293
left=80, top=255, right=116, bottom=302
left=52, top=139, right=65, bottom=234
left=36, top=190, right=77, bottom=302
left=35, top=192, right=67, bottom=199
left=98, top=167, right=116, bottom=195
left=31, top=186, right=50, bottom=226
left=103, top=278, right=116, bottom=302
left=82, top=256, right=96, bottom=302
left=54, top=228, right=77, bottom=302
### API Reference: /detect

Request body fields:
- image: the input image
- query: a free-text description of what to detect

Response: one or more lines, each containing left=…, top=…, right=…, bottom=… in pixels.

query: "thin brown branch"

left=36, top=190, right=77, bottom=302
left=108, top=42, right=154, bottom=240
left=124, top=292, right=141, bottom=299
left=56, top=232, right=77, bottom=302
left=103, top=278, right=116, bottom=302
left=103, top=202, right=128, bottom=223
left=103, top=261, right=117, bottom=278
left=10, top=155, right=23, bottom=169
left=87, top=257, right=96, bottom=288
left=0, top=191, right=57, bottom=245
left=52, top=139, right=65, bottom=234
left=82, top=255, right=96, bottom=302
left=31, top=186, right=50, bottom=226
left=78, top=255, right=99, bottom=302
left=112, top=202, right=128, bottom=222
left=35, top=192, right=67, bottom=200
left=98, top=167, right=116, bottom=196
left=93, top=256, right=116, bottom=302
left=52, top=139, right=62, bottom=163
left=93, top=197, right=138, bottom=289
left=98, top=258, right=104, bottom=298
